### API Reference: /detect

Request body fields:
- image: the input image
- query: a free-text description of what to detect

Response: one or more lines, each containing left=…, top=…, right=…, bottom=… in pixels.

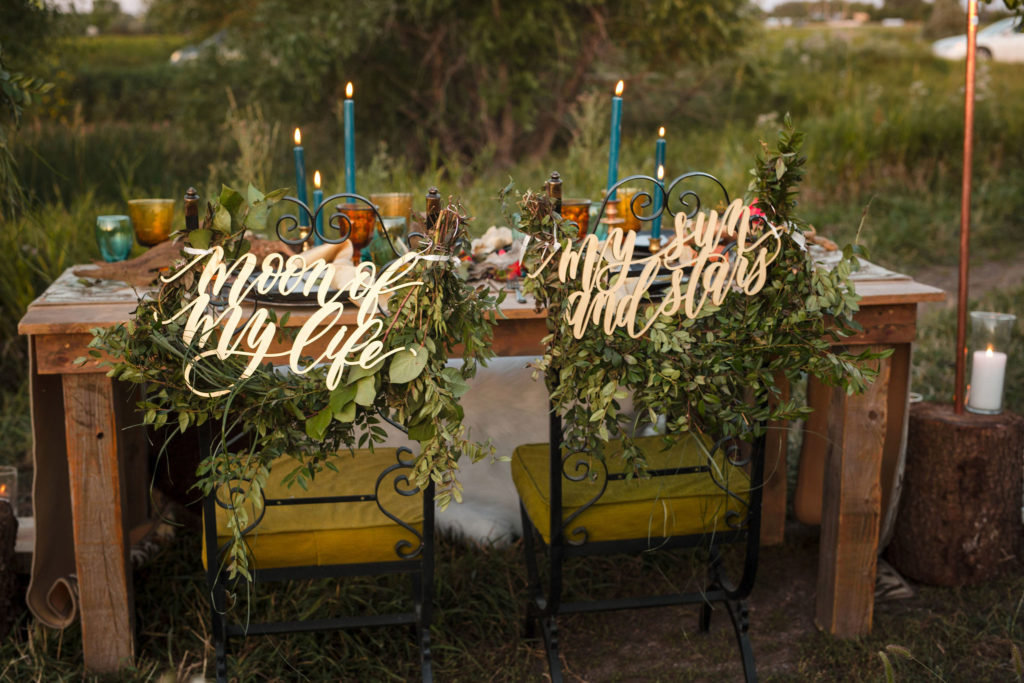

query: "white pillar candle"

left=968, top=346, right=1007, bottom=412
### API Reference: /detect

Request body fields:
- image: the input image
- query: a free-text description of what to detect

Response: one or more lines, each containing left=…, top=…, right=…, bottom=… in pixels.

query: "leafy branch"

left=510, top=120, right=882, bottom=475
left=85, top=186, right=501, bottom=579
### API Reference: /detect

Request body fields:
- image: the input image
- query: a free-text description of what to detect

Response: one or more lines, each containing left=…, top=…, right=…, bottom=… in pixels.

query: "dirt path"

left=904, top=259, right=1024, bottom=316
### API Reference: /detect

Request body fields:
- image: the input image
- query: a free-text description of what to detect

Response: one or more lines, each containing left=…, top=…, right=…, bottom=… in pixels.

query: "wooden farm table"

left=18, top=263, right=943, bottom=672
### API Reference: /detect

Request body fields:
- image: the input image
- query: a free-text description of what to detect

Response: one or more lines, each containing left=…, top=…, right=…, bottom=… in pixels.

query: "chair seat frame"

left=200, top=423, right=435, bottom=683
left=519, top=410, right=765, bottom=682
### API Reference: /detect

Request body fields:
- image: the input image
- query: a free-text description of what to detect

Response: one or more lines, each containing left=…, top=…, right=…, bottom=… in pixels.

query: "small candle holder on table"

left=0, top=466, right=17, bottom=517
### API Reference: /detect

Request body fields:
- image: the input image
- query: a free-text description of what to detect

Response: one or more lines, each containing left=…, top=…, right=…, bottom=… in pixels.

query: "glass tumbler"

left=95, top=214, right=134, bottom=262
left=617, top=187, right=644, bottom=232
left=966, top=311, right=1016, bottom=414
left=128, top=198, right=175, bottom=246
left=370, top=193, right=414, bottom=231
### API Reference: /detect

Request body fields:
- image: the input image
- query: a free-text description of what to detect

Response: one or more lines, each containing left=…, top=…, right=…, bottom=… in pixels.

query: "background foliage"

left=1, top=1, right=1024, bottom=678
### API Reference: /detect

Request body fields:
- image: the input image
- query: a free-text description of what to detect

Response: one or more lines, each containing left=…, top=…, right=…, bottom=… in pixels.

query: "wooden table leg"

left=815, top=347, right=890, bottom=637
left=63, top=374, right=136, bottom=671
left=879, top=343, right=911, bottom=547
left=793, top=376, right=831, bottom=525
left=760, top=374, right=790, bottom=546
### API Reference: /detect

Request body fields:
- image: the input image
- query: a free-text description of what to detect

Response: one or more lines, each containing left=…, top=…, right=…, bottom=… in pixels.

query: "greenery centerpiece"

left=84, top=187, right=502, bottom=578
left=510, top=120, right=883, bottom=470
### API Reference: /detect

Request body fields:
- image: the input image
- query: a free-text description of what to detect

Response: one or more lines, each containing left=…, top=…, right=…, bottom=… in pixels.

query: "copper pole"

left=954, top=0, right=979, bottom=414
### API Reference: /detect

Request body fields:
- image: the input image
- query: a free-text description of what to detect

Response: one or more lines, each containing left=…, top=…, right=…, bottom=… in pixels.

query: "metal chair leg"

left=699, top=599, right=714, bottom=633
left=724, top=598, right=757, bottom=683
left=520, top=503, right=542, bottom=640
left=540, top=615, right=564, bottom=683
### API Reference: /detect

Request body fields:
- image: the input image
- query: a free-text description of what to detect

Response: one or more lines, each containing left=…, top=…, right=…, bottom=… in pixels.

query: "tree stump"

left=0, top=500, right=18, bottom=639
left=886, top=402, right=1024, bottom=586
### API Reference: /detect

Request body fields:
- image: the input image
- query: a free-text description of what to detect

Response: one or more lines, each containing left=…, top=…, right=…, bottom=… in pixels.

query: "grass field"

left=2, top=22, right=1024, bottom=680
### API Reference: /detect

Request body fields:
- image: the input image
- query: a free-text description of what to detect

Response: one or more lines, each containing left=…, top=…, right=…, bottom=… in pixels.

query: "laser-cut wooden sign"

left=160, top=199, right=781, bottom=396
left=160, top=248, right=423, bottom=397
left=527, top=199, right=782, bottom=338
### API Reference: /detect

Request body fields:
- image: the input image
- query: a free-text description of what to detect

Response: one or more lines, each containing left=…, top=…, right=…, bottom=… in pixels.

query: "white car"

left=932, top=17, right=1024, bottom=62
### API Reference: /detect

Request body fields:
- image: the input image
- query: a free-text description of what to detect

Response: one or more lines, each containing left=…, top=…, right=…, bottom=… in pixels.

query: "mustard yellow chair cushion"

left=203, top=449, right=424, bottom=569
left=511, top=434, right=750, bottom=545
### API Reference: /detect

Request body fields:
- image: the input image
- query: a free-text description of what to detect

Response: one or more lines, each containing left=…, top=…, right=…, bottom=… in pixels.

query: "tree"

left=148, top=0, right=750, bottom=168
left=88, top=0, right=123, bottom=33
left=876, top=0, right=930, bottom=21
left=0, top=0, right=54, bottom=217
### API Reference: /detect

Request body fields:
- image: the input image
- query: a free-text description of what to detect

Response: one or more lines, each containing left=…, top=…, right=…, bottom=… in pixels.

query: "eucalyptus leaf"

left=329, top=383, right=357, bottom=412
left=409, top=420, right=436, bottom=441
left=333, top=401, right=357, bottom=423
left=354, top=375, right=377, bottom=406
left=219, top=185, right=244, bottom=214
left=189, top=229, right=212, bottom=250
left=441, top=367, right=469, bottom=398
left=213, top=205, right=232, bottom=234
left=305, top=406, right=332, bottom=441
left=389, top=345, right=428, bottom=384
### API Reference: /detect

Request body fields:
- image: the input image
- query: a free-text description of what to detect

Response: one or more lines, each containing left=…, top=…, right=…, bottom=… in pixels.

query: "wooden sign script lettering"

left=528, top=199, right=783, bottom=338
left=160, top=248, right=422, bottom=397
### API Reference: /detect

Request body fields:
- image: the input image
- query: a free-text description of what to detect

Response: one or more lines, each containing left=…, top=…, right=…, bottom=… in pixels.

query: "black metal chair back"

left=197, top=186, right=441, bottom=682
left=513, top=172, right=766, bottom=682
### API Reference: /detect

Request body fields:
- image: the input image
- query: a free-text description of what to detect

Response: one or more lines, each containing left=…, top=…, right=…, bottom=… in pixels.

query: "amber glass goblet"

left=336, top=204, right=379, bottom=263
left=561, top=198, right=592, bottom=239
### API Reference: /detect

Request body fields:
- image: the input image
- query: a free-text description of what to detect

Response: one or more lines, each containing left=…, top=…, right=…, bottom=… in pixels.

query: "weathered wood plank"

left=816, top=348, right=890, bottom=637
left=62, top=374, right=135, bottom=671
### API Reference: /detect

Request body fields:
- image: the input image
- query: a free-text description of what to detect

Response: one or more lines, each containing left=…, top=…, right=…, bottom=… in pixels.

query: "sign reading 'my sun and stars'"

left=163, top=199, right=781, bottom=397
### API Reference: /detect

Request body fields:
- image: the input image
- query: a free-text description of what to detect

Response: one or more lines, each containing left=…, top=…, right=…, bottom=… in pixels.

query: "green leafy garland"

left=510, top=122, right=883, bottom=474
left=84, top=187, right=501, bottom=579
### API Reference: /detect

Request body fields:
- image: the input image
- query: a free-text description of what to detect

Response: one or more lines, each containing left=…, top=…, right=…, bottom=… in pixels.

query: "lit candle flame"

left=346, top=82, right=354, bottom=99
left=658, top=126, right=665, bottom=138
left=314, top=170, right=321, bottom=189
left=294, top=128, right=301, bottom=145
left=0, top=484, right=6, bottom=496
left=614, top=80, right=624, bottom=96
left=657, top=164, right=665, bottom=181
left=986, top=344, right=994, bottom=356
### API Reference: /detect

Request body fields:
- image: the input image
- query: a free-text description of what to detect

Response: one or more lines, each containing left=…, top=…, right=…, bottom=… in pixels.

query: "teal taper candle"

left=344, top=82, right=356, bottom=201
left=293, top=127, right=310, bottom=226
left=606, top=80, right=624, bottom=202
left=651, top=126, right=666, bottom=240
left=312, top=170, right=324, bottom=246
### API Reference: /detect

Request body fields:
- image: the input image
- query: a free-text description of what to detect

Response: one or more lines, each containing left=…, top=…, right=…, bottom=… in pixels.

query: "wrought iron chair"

left=199, top=189, right=435, bottom=682
left=512, top=173, right=766, bottom=682
left=201, top=425, right=434, bottom=682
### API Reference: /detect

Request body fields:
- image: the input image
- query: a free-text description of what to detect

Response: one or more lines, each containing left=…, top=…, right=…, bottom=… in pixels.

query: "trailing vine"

left=83, top=186, right=502, bottom=579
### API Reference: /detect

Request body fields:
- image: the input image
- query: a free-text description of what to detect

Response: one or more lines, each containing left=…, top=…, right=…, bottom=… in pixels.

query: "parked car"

left=932, top=17, right=1024, bottom=63
left=169, top=31, right=241, bottom=65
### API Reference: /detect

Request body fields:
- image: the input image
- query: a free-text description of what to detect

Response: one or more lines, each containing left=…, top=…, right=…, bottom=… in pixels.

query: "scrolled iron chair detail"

left=513, top=172, right=767, bottom=682
left=594, top=171, right=732, bottom=228
left=199, top=189, right=444, bottom=683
